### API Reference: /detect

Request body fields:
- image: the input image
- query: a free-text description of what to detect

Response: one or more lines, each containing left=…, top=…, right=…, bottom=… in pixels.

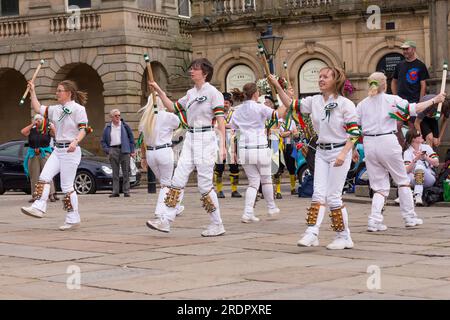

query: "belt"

left=147, top=143, right=172, bottom=150
left=363, top=130, right=397, bottom=137
left=240, top=145, right=268, bottom=149
left=188, top=126, right=214, bottom=133
left=55, top=142, right=71, bottom=148
left=110, top=145, right=121, bottom=148
left=318, top=142, right=346, bottom=150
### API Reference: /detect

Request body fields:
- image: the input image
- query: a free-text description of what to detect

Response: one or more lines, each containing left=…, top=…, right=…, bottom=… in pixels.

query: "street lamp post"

left=257, top=24, right=283, bottom=74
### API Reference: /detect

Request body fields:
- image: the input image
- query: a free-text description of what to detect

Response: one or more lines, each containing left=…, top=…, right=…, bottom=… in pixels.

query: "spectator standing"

left=101, top=110, right=135, bottom=197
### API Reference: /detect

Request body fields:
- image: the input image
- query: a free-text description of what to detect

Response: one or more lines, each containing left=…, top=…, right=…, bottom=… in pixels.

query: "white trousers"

left=239, top=148, right=277, bottom=215
left=163, top=131, right=222, bottom=224
left=408, top=163, right=436, bottom=197
left=364, top=135, right=416, bottom=223
left=145, top=148, right=183, bottom=216
left=312, top=146, right=352, bottom=209
left=32, top=147, right=81, bottom=224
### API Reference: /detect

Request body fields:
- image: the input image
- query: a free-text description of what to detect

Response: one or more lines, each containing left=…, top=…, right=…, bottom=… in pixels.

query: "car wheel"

left=296, top=165, right=310, bottom=185
left=0, top=178, right=5, bottom=195
left=74, top=171, right=97, bottom=194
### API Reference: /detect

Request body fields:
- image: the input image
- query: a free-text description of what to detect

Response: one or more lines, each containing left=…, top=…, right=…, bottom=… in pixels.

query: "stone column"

left=429, top=0, right=448, bottom=80
left=429, top=0, right=449, bottom=155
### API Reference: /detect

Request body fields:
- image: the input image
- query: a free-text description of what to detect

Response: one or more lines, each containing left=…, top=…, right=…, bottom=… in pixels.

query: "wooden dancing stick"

left=143, top=53, right=158, bottom=113
left=19, top=59, right=44, bottom=106
left=283, top=61, right=291, bottom=89
left=435, top=61, right=448, bottom=119
left=257, top=45, right=279, bottom=108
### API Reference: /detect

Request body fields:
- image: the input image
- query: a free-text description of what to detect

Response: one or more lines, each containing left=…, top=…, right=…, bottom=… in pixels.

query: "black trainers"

left=231, top=191, right=242, bottom=198
left=217, top=191, right=225, bottom=198
left=275, top=193, right=283, bottom=199
left=109, top=194, right=120, bottom=198
left=124, top=193, right=130, bottom=198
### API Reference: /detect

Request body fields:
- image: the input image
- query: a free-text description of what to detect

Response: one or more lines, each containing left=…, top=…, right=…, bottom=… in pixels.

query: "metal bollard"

left=147, top=166, right=156, bottom=193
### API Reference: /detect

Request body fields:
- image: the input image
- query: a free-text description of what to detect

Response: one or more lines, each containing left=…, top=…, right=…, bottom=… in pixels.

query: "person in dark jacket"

left=101, top=109, right=135, bottom=197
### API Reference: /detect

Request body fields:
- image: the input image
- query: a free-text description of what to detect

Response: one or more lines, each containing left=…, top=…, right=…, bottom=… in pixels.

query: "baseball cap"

left=223, top=92, right=233, bottom=104
left=400, top=40, right=417, bottom=49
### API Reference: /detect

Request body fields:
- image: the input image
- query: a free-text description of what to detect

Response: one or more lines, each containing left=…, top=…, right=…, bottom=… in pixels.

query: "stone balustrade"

left=137, top=13, right=168, bottom=34
left=50, top=13, right=101, bottom=33
left=0, top=20, right=28, bottom=38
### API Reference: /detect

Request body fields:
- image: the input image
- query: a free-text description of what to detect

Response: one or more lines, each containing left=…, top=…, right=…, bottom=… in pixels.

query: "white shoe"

left=267, top=207, right=280, bottom=216
left=176, top=205, right=185, bottom=217
left=59, top=223, right=80, bottom=231
left=21, top=206, right=44, bottom=218
left=241, top=214, right=260, bottom=223
left=146, top=218, right=170, bottom=233
left=414, top=195, right=423, bottom=206
left=367, top=223, right=388, bottom=232
left=405, top=217, right=423, bottom=227
left=326, top=236, right=354, bottom=250
left=297, top=233, right=319, bottom=247
left=394, top=197, right=400, bottom=205
left=201, top=223, right=226, bottom=237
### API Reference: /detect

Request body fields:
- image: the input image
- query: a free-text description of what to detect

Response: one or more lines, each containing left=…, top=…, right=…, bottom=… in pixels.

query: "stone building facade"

left=190, top=0, right=450, bottom=157
left=0, top=0, right=192, bottom=153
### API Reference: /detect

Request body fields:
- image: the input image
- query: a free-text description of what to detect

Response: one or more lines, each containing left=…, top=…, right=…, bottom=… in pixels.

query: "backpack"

left=422, top=186, right=443, bottom=206
left=298, top=173, right=314, bottom=198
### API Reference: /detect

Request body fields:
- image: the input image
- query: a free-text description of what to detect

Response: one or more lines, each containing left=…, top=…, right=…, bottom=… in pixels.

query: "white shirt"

left=404, top=144, right=437, bottom=174
left=230, top=100, right=276, bottom=146
left=110, top=121, right=122, bottom=146
left=356, top=93, right=418, bottom=135
left=177, top=82, right=224, bottom=127
left=139, top=111, right=180, bottom=146
left=295, top=94, right=357, bottom=144
left=39, top=100, right=88, bottom=143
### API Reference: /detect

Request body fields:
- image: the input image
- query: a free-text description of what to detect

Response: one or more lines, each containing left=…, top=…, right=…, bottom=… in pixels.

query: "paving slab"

left=1, top=186, right=450, bottom=299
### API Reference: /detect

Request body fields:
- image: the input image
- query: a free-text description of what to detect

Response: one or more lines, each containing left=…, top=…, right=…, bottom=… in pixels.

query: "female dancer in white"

left=229, top=82, right=287, bottom=223
left=270, top=67, right=359, bottom=250
left=355, top=72, right=445, bottom=231
left=21, top=80, right=92, bottom=230
left=139, top=94, right=184, bottom=220
left=403, top=129, right=440, bottom=206
left=146, top=58, right=227, bottom=237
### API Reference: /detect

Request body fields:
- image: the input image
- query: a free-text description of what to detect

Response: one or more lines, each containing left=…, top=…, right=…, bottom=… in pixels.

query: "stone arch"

left=0, top=68, right=31, bottom=143
left=213, top=50, right=264, bottom=92
left=360, top=40, right=405, bottom=74
left=286, top=45, right=340, bottom=96
left=53, top=63, right=105, bottom=154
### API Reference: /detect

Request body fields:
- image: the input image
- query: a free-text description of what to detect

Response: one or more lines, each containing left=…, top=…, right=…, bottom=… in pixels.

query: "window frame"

left=65, top=0, right=91, bottom=12
left=177, top=0, right=191, bottom=18
left=0, top=0, right=20, bottom=17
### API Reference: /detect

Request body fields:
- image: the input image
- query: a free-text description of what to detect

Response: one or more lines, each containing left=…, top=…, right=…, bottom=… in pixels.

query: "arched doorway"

left=225, top=64, right=256, bottom=92
left=0, top=68, right=30, bottom=143
left=376, top=53, right=404, bottom=94
left=54, top=63, right=104, bottom=154
left=140, top=62, right=169, bottom=108
left=298, top=59, right=328, bottom=97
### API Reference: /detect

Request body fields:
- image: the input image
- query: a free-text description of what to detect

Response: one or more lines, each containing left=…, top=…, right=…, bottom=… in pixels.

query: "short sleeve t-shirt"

left=393, top=59, right=430, bottom=103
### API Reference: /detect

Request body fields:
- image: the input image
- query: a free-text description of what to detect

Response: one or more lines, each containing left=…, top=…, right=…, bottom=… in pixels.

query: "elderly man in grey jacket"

left=101, top=109, right=135, bottom=197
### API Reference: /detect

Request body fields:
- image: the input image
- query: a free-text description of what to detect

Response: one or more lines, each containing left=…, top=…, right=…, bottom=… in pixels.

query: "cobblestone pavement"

left=1, top=185, right=450, bottom=299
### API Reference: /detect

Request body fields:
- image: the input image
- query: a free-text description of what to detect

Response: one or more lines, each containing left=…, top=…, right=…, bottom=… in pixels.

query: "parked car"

left=0, top=140, right=140, bottom=195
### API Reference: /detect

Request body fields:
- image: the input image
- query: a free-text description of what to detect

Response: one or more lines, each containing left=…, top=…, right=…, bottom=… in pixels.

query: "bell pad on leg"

left=330, top=206, right=345, bottom=232
left=164, top=187, right=182, bottom=208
